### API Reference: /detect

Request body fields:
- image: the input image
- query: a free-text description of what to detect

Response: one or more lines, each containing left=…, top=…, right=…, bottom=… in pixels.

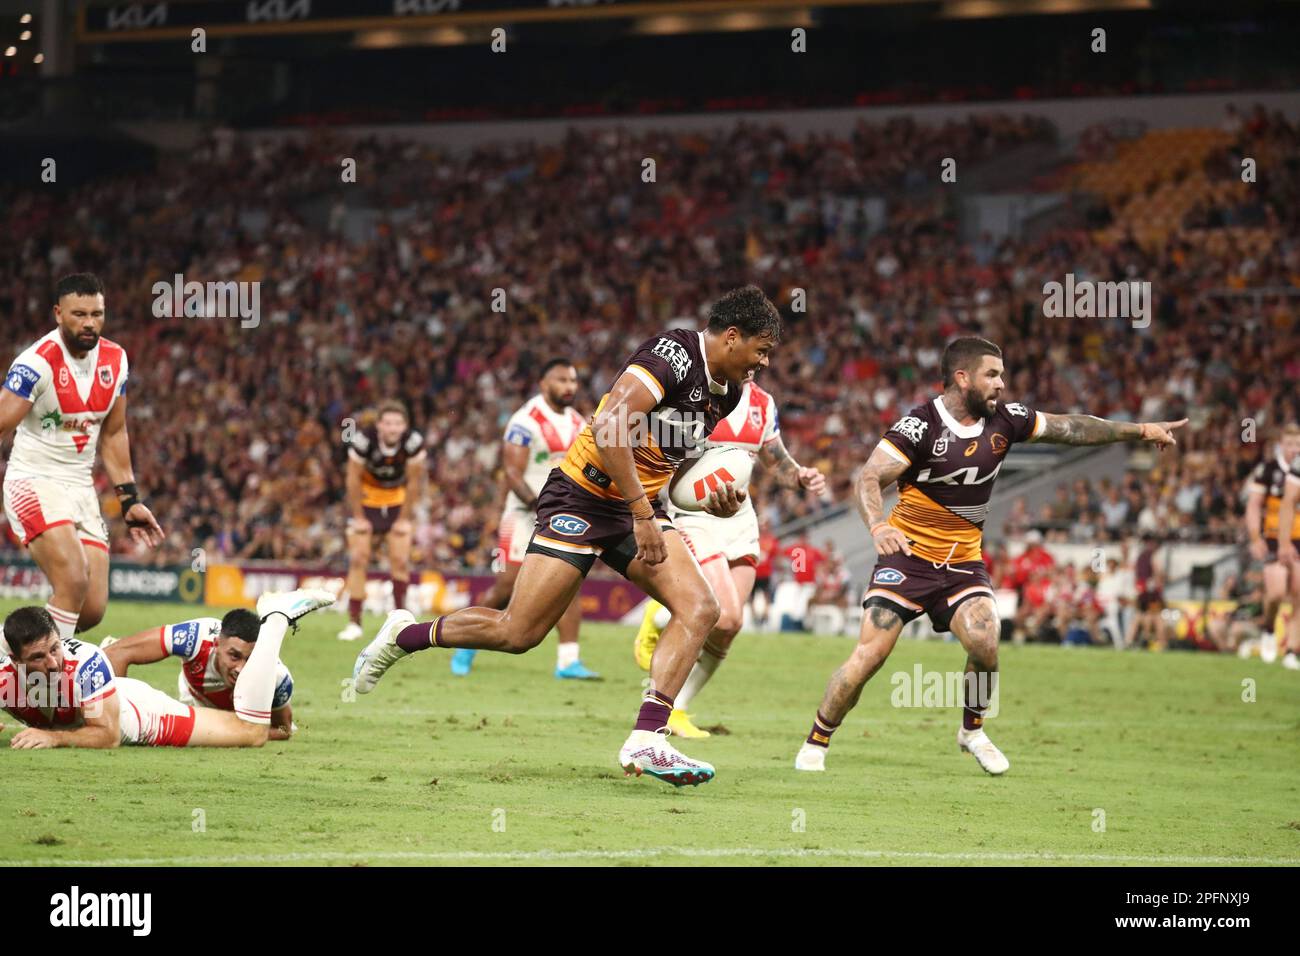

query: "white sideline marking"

left=3, top=847, right=1296, bottom=867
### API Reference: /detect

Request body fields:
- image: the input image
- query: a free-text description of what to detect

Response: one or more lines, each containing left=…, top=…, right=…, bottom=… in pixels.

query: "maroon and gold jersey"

left=1248, top=449, right=1300, bottom=539
left=347, top=424, right=426, bottom=509
left=559, top=329, right=741, bottom=502
left=878, top=397, right=1044, bottom=564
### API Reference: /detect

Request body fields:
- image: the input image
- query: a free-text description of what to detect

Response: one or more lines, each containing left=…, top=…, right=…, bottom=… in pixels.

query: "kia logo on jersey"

left=873, top=568, right=907, bottom=585
left=549, top=514, right=591, bottom=536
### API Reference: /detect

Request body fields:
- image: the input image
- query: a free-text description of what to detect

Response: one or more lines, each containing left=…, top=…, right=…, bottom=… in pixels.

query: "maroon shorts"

left=862, top=552, right=995, bottom=633
left=527, top=471, right=673, bottom=579
left=363, top=504, right=402, bottom=535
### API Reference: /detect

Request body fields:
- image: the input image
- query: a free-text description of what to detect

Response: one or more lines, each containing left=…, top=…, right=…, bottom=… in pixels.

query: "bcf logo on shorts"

left=873, top=567, right=907, bottom=586
left=549, top=514, right=591, bottom=537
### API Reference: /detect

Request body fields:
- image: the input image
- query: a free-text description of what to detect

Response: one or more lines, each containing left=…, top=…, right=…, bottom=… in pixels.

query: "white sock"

left=653, top=604, right=671, bottom=630
left=676, top=641, right=726, bottom=711
left=557, top=641, right=579, bottom=669
left=45, top=604, right=78, bottom=640
left=233, top=613, right=288, bottom=725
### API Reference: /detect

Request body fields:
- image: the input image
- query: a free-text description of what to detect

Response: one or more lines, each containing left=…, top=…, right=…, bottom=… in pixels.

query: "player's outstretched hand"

left=872, top=525, right=912, bottom=557
left=633, top=516, right=667, bottom=565
left=10, top=727, right=57, bottom=750
left=797, top=466, right=826, bottom=496
left=125, top=503, right=165, bottom=548
left=1139, top=419, right=1188, bottom=450
left=703, top=484, right=746, bottom=519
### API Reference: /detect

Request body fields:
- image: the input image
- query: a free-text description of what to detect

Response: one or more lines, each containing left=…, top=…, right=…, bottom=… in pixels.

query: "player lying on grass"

left=353, top=286, right=782, bottom=787
left=632, top=376, right=826, bottom=737
left=0, top=590, right=332, bottom=749
left=101, top=609, right=296, bottom=740
left=794, top=336, right=1186, bottom=776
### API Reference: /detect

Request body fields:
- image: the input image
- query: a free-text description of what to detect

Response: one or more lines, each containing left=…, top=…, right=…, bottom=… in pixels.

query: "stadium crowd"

left=1, top=109, right=1297, bottom=600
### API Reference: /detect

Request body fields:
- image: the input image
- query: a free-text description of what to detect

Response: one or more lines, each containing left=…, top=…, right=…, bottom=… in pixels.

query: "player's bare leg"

left=387, top=518, right=413, bottom=613
left=26, top=524, right=90, bottom=640
left=450, top=559, right=520, bottom=675
left=339, top=522, right=373, bottom=641
left=616, top=530, right=720, bottom=786
left=1283, top=565, right=1300, bottom=670
left=77, top=543, right=110, bottom=633
left=625, top=532, right=720, bottom=698
left=1259, top=562, right=1287, bottom=662
left=795, top=605, right=903, bottom=771
left=551, top=590, right=595, bottom=678
left=671, top=560, right=756, bottom=737
left=352, top=551, right=582, bottom=692
left=949, top=596, right=1009, bottom=775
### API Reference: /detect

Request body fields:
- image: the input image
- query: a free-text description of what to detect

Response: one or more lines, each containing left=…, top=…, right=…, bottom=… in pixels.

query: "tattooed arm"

left=855, top=445, right=912, bottom=556
left=1033, top=413, right=1187, bottom=449
left=758, top=435, right=826, bottom=494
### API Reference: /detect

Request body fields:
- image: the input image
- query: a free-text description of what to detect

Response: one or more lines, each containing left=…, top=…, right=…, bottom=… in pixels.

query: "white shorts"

left=497, top=508, right=535, bottom=566
left=670, top=503, right=761, bottom=567
left=3, top=477, right=109, bottom=551
left=116, top=677, right=197, bottom=747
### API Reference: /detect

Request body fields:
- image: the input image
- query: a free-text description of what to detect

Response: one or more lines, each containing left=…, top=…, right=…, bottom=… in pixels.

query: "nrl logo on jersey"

left=931, top=428, right=952, bottom=457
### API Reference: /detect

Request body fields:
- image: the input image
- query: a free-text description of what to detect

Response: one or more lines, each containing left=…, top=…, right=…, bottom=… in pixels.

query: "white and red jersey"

left=3, top=329, right=130, bottom=485
left=0, top=637, right=117, bottom=730
left=704, top=380, right=780, bottom=455
left=160, top=617, right=293, bottom=712
left=502, top=395, right=586, bottom=510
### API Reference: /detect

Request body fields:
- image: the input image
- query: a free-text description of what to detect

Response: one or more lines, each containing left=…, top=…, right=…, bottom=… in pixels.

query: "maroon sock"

left=392, top=579, right=408, bottom=610
left=633, top=690, right=674, bottom=732
left=962, top=669, right=994, bottom=730
left=348, top=597, right=363, bottom=626
left=396, top=618, right=441, bottom=653
left=806, top=710, right=839, bottom=748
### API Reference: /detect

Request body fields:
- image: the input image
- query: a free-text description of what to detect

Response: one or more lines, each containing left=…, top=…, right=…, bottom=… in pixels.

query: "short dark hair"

left=55, top=273, right=105, bottom=303
left=707, top=286, right=782, bottom=342
left=3, top=607, right=59, bottom=656
left=220, top=609, right=262, bottom=643
left=540, top=358, right=574, bottom=378
left=942, top=336, right=1002, bottom=387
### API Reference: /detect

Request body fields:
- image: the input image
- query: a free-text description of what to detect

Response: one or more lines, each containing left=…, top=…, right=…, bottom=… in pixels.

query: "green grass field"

left=2, top=598, right=1297, bottom=867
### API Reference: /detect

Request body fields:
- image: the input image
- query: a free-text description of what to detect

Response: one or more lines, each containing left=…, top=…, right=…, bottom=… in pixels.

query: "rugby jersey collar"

left=933, top=396, right=985, bottom=439
left=698, top=331, right=728, bottom=395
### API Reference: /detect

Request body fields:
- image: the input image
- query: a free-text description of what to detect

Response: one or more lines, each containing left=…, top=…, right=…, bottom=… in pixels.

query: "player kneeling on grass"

left=0, top=590, right=332, bottom=749
left=101, top=609, right=295, bottom=741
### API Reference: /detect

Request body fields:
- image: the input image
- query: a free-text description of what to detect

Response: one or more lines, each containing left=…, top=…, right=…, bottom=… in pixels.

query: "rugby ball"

left=668, top=445, right=755, bottom=512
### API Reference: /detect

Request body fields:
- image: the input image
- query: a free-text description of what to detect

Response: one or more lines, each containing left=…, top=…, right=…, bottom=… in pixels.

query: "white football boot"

left=794, top=742, right=827, bottom=772
left=352, top=609, right=417, bottom=694
left=257, top=588, right=338, bottom=625
left=958, top=727, right=1010, bottom=775
left=618, top=729, right=715, bottom=787
left=337, top=621, right=364, bottom=642
left=1282, top=652, right=1300, bottom=671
